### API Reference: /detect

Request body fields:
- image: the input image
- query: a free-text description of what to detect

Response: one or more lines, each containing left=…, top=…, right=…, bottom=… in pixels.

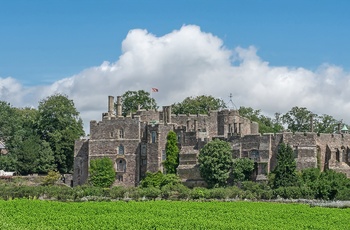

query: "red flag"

left=152, top=88, right=158, bottom=92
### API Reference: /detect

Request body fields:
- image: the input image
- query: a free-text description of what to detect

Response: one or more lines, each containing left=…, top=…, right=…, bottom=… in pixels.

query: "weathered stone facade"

left=73, top=96, right=350, bottom=187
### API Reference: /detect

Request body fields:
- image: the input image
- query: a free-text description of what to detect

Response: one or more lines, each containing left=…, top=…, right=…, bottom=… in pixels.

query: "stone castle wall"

left=73, top=96, right=350, bottom=187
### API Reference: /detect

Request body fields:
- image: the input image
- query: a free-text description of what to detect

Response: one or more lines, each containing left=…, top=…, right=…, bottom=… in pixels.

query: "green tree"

left=89, top=157, right=116, bottom=188
left=13, top=135, right=55, bottom=175
left=272, top=143, right=298, bottom=188
left=163, top=131, right=179, bottom=174
left=281, top=106, right=313, bottom=132
left=232, top=158, right=254, bottom=183
left=238, top=106, right=283, bottom=134
left=6, top=107, right=55, bottom=175
left=198, top=139, right=233, bottom=188
left=120, top=90, right=158, bottom=116
left=314, top=114, right=338, bottom=133
left=0, top=101, right=20, bottom=142
left=172, top=95, right=226, bottom=115
left=37, top=94, right=84, bottom=173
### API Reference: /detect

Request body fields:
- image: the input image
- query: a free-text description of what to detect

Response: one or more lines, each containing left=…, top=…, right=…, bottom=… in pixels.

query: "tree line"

left=121, top=90, right=345, bottom=134
left=0, top=94, right=84, bottom=175
left=0, top=90, right=346, bottom=175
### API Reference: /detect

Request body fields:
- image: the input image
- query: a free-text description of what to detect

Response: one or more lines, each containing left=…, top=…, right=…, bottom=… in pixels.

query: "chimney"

left=116, top=96, right=122, bottom=117
left=108, top=96, right=114, bottom=115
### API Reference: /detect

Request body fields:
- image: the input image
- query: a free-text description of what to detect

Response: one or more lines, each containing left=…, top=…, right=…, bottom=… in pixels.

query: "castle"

left=73, top=96, right=350, bottom=187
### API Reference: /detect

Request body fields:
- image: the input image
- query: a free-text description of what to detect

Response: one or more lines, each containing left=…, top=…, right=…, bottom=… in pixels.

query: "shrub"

left=198, top=139, right=233, bottom=188
left=161, top=183, right=190, bottom=200
left=109, top=186, right=127, bottom=199
left=190, top=187, right=209, bottom=200
left=89, top=158, right=115, bottom=188
left=232, top=158, right=254, bottom=183
left=140, top=171, right=180, bottom=188
left=42, top=171, right=61, bottom=186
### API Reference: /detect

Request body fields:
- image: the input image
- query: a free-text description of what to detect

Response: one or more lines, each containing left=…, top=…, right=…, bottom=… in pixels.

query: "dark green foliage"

left=282, top=106, right=313, bottom=132
left=109, top=186, right=127, bottom=199
left=190, top=187, right=210, bottom=199
left=281, top=106, right=339, bottom=134
left=0, top=154, right=17, bottom=172
left=120, top=90, right=158, bottom=116
left=315, top=114, right=338, bottom=134
left=232, top=158, right=254, bottom=182
left=238, top=107, right=283, bottom=134
left=0, top=101, right=19, bottom=142
left=13, top=135, right=55, bottom=175
left=37, top=94, right=84, bottom=173
left=314, top=170, right=350, bottom=200
left=140, top=171, right=181, bottom=188
left=172, top=95, right=226, bottom=115
left=163, top=131, right=179, bottom=174
left=161, top=183, right=190, bottom=200
left=241, top=181, right=274, bottom=200
left=89, top=158, right=115, bottom=188
left=272, top=143, right=298, bottom=188
left=198, top=139, right=233, bottom=188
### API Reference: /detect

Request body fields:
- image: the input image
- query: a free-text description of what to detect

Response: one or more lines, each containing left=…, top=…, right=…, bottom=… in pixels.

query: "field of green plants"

left=0, top=200, right=349, bottom=229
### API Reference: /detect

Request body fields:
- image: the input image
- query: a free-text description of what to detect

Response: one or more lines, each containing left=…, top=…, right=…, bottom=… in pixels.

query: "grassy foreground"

left=0, top=200, right=349, bottom=229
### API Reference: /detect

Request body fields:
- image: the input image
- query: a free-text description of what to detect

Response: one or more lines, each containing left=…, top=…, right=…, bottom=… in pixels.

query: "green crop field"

left=0, top=200, right=349, bottom=229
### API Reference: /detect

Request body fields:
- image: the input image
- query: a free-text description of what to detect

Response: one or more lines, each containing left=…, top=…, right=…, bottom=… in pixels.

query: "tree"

left=281, top=106, right=313, bottom=132
left=0, top=101, right=20, bottom=142
left=238, top=106, right=283, bottom=134
left=232, top=158, right=254, bottom=183
left=37, top=94, right=84, bottom=173
left=89, top=157, right=116, bottom=188
left=13, top=135, right=55, bottom=175
left=172, top=95, right=226, bottom=115
left=272, top=143, right=298, bottom=188
left=120, top=90, right=157, bottom=116
left=198, top=139, right=233, bottom=188
left=6, top=107, right=55, bottom=175
left=163, top=131, right=179, bottom=174
left=314, top=114, right=337, bottom=133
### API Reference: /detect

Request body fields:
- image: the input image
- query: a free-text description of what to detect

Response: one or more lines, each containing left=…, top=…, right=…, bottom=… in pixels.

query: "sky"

left=1, top=0, right=350, bottom=133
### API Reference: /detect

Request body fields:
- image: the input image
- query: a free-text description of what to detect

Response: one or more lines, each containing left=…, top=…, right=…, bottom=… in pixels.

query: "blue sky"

left=2, top=0, right=349, bottom=85
left=1, top=0, right=350, bottom=132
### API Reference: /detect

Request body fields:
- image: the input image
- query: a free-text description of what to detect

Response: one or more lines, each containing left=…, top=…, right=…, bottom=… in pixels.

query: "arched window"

left=116, top=159, right=126, bottom=172
left=118, top=145, right=124, bottom=155
left=119, top=129, right=124, bottom=139
left=151, top=131, right=156, bottom=143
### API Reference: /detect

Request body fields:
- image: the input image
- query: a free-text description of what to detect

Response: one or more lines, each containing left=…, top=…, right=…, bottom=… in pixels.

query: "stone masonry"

left=73, top=96, right=350, bottom=187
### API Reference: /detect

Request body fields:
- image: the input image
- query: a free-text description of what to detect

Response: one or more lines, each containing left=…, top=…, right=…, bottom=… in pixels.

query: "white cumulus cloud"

left=1, top=25, right=350, bottom=133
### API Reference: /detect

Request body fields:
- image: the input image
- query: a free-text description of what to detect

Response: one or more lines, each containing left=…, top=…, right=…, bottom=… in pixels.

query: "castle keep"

left=73, top=96, right=350, bottom=187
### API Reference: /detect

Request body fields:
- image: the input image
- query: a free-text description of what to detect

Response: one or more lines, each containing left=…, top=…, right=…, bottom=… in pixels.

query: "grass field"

left=0, top=199, right=349, bottom=229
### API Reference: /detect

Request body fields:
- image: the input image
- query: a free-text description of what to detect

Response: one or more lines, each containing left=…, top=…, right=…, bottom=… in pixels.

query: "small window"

left=141, top=144, right=147, bottom=155
left=119, top=129, right=124, bottom=139
left=162, top=150, right=166, bottom=161
left=117, top=159, right=126, bottom=172
left=117, top=175, right=123, bottom=181
left=110, top=132, right=114, bottom=138
left=151, top=131, right=156, bottom=143
left=118, top=145, right=124, bottom=155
